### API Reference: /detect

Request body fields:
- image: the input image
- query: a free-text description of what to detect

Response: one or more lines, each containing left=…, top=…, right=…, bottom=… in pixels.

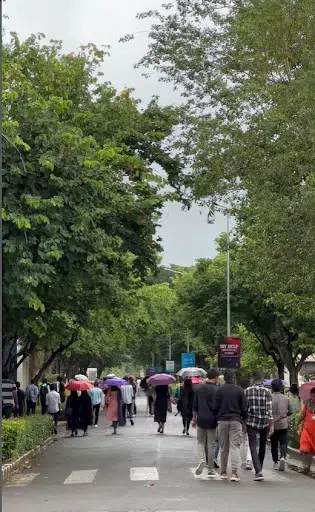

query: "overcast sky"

left=4, top=0, right=227, bottom=266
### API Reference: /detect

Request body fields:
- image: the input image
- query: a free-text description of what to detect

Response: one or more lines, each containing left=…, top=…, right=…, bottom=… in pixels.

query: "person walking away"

left=46, top=383, right=61, bottom=434
left=56, top=376, right=66, bottom=404
left=79, top=390, right=93, bottom=436
left=192, top=369, right=219, bottom=478
left=146, top=384, right=155, bottom=416
left=214, top=369, right=247, bottom=482
left=25, top=379, right=39, bottom=415
left=121, top=378, right=134, bottom=425
left=296, top=387, right=315, bottom=474
left=270, top=378, right=292, bottom=471
left=2, top=376, right=17, bottom=419
left=65, top=390, right=80, bottom=437
left=287, top=383, right=301, bottom=413
left=106, top=385, right=124, bottom=434
left=15, top=382, right=25, bottom=417
left=239, top=379, right=252, bottom=470
left=89, top=380, right=103, bottom=427
left=130, top=377, right=137, bottom=415
left=136, top=378, right=141, bottom=396
left=245, top=370, right=274, bottom=481
left=154, top=385, right=169, bottom=434
left=40, top=378, right=50, bottom=414
left=178, top=378, right=194, bottom=435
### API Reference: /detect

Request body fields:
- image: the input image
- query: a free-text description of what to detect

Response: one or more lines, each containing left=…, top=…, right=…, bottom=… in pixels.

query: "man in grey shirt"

left=270, top=379, right=293, bottom=471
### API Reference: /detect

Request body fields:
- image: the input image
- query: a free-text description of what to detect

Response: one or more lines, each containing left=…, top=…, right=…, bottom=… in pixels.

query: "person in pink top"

left=105, top=385, right=124, bottom=434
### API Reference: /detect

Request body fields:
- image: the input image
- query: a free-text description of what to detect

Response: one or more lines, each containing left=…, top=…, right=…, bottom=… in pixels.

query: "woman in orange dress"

left=296, top=387, right=315, bottom=474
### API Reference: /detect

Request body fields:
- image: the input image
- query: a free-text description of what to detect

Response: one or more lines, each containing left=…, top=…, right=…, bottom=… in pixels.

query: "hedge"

left=288, top=411, right=300, bottom=449
left=2, top=414, right=53, bottom=463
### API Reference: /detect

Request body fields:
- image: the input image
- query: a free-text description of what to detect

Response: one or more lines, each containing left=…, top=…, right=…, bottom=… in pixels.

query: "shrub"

left=288, top=411, right=300, bottom=449
left=2, top=414, right=53, bottom=463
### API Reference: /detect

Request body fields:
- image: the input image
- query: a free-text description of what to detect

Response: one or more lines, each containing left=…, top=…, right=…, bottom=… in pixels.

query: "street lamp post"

left=226, top=213, right=231, bottom=337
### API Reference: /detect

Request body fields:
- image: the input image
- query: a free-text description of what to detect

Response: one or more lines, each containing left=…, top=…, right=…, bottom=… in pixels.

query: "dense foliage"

left=2, top=415, right=53, bottom=462
left=2, top=33, right=181, bottom=377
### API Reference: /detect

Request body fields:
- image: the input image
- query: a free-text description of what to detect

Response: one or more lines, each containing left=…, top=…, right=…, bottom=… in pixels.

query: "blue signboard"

left=181, top=352, right=195, bottom=368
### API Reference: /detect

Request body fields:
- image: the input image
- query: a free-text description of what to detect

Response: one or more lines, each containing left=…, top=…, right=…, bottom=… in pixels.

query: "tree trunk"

left=276, top=361, right=285, bottom=380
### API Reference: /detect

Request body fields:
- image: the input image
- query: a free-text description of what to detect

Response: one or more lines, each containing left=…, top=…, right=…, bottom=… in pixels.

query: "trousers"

left=197, top=426, right=217, bottom=471
left=218, top=421, right=242, bottom=472
left=247, top=425, right=268, bottom=474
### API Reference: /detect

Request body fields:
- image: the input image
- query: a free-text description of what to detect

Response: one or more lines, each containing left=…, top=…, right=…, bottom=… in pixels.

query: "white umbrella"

left=105, top=373, right=116, bottom=379
left=75, top=374, right=89, bottom=381
left=177, top=367, right=207, bottom=378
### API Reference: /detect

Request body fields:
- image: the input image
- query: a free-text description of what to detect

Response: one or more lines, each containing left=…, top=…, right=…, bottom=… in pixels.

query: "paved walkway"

left=3, top=397, right=314, bottom=512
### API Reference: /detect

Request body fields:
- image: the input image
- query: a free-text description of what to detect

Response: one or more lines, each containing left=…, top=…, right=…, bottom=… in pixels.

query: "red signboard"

left=218, top=337, right=241, bottom=369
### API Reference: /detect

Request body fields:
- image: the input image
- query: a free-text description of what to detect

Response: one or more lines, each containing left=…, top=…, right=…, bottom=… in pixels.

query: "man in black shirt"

left=192, top=368, right=219, bottom=478
left=214, top=369, right=247, bottom=482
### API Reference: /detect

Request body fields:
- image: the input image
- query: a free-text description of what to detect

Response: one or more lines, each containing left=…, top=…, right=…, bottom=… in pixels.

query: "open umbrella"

left=299, top=381, right=315, bottom=401
left=66, top=379, right=93, bottom=392
left=147, top=373, right=176, bottom=386
left=105, top=373, right=116, bottom=379
left=191, top=376, right=203, bottom=385
left=105, top=378, right=127, bottom=387
left=74, top=374, right=89, bottom=381
left=263, top=379, right=287, bottom=387
left=177, top=368, right=207, bottom=378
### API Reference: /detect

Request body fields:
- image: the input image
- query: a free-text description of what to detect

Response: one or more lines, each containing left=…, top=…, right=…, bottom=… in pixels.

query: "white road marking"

left=190, top=467, right=219, bottom=480
left=130, top=466, right=159, bottom=481
left=63, top=469, right=97, bottom=484
left=6, top=473, right=40, bottom=487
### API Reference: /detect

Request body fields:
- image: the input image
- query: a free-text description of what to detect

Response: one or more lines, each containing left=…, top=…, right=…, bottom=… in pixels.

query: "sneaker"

left=208, top=469, right=217, bottom=478
left=183, top=429, right=186, bottom=435
left=246, top=460, right=252, bottom=470
left=273, top=462, right=279, bottom=471
left=220, top=472, right=228, bottom=480
left=231, top=472, right=240, bottom=482
left=130, top=420, right=134, bottom=426
left=195, top=460, right=206, bottom=476
left=94, top=424, right=98, bottom=428
left=279, top=458, right=285, bottom=472
left=214, top=459, right=220, bottom=469
left=253, top=472, right=264, bottom=481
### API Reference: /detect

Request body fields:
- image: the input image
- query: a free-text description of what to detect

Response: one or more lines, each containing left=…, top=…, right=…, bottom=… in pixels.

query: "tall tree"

left=2, top=33, right=181, bottom=375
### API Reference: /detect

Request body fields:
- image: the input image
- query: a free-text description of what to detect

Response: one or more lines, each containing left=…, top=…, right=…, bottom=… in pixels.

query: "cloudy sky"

left=4, top=0, right=227, bottom=267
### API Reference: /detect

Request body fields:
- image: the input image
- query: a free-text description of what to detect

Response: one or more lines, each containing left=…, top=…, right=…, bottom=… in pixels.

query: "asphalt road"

left=3, top=396, right=314, bottom=512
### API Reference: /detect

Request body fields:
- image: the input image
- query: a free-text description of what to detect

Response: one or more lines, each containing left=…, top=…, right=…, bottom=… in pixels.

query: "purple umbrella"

left=263, top=379, right=287, bottom=387
left=147, top=373, right=176, bottom=386
left=105, top=378, right=128, bottom=387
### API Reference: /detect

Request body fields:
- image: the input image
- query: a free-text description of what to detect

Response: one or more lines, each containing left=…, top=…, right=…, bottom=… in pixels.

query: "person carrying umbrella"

left=296, top=385, right=315, bottom=474
left=79, top=390, right=93, bottom=436
left=178, top=378, right=194, bottom=435
left=65, top=380, right=93, bottom=436
left=148, top=374, right=175, bottom=434
left=104, top=378, right=126, bottom=434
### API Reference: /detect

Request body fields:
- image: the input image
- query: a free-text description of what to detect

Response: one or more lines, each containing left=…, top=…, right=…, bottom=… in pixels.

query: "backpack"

left=40, top=384, right=49, bottom=402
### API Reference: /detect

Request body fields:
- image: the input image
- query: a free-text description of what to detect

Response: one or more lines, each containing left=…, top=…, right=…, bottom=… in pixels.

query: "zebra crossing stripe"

left=130, top=467, right=159, bottom=480
left=64, top=469, right=98, bottom=484
left=6, top=473, right=40, bottom=487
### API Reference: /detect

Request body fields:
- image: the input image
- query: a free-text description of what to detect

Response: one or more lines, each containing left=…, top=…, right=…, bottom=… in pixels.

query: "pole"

left=168, top=334, right=172, bottom=361
left=186, top=328, right=190, bottom=353
left=226, top=213, right=231, bottom=337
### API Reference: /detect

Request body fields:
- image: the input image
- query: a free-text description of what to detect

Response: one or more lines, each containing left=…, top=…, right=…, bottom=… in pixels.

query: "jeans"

left=3, top=405, right=14, bottom=419
left=182, top=418, right=191, bottom=432
left=241, top=432, right=252, bottom=464
left=122, top=403, right=133, bottom=423
left=93, top=404, right=100, bottom=425
left=247, top=425, right=268, bottom=474
left=270, top=428, right=288, bottom=462
left=197, top=426, right=217, bottom=471
left=218, top=421, right=242, bottom=473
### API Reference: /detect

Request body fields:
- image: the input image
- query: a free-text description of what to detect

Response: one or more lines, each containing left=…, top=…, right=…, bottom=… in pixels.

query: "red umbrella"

left=65, top=380, right=93, bottom=392
left=299, top=381, right=315, bottom=401
left=191, top=376, right=203, bottom=384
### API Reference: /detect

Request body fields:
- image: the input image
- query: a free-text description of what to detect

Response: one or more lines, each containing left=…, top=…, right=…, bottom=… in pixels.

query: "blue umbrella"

left=105, top=378, right=128, bottom=386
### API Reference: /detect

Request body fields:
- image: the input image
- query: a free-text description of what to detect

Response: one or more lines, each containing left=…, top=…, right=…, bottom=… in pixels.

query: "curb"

left=286, top=446, right=315, bottom=479
left=2, top=436, right=55, bottom=483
